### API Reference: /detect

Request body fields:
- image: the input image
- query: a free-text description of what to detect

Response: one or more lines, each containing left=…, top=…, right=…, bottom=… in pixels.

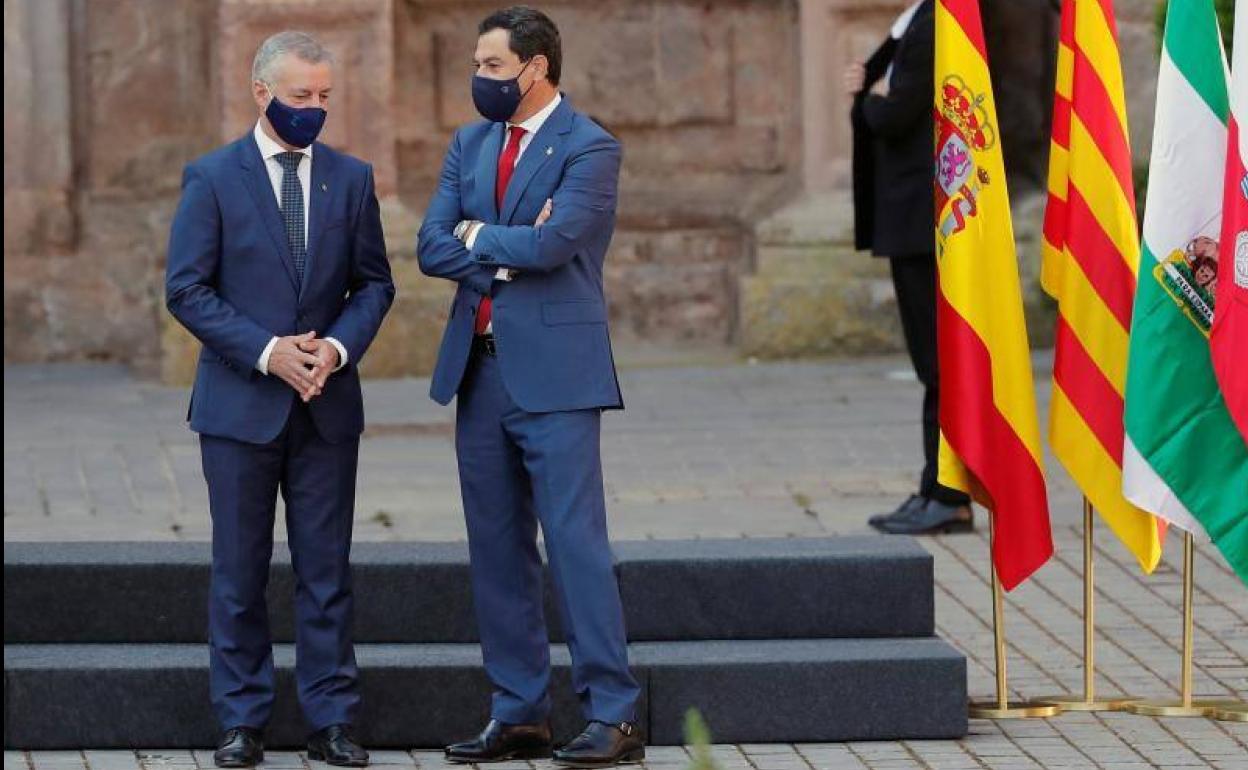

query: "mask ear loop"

left=516, top=58, right=538, bottom=101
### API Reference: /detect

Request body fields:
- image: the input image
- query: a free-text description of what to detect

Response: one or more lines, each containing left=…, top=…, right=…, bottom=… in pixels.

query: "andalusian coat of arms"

left=1157, top=234, right=1220, bottom=337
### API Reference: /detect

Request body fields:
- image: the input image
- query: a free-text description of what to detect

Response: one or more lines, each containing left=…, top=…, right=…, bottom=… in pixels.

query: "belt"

left=472, top=334, right=497, bottom=357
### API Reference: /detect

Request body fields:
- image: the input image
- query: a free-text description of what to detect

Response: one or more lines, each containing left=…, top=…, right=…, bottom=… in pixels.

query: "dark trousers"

left=199, top=400, right=361, bottom=731
left=890, top=255, right=972, bottom=506
left=455, top=351, right=640, bottom=725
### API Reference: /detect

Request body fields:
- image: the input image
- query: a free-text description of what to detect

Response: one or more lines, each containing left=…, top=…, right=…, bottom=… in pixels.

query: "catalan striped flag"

left=1040, top=0, right=1164, bottom=573
left=934, top=0, right=1053, bottom=591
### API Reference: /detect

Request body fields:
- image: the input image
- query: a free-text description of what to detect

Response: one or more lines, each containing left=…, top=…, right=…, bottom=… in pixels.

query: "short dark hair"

left=479, top=6, right=562, bottom=86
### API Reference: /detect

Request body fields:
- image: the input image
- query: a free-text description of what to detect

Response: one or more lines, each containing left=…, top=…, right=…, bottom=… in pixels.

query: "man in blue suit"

left=166, top=30, right=393, bottom=768
left=417, top=7, right=643, bottom=767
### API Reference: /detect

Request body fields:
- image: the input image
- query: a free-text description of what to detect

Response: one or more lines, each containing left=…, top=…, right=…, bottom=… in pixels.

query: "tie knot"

left=276, top=151, right=303, bottom=172
left=506, top=126, right=526, bottom=145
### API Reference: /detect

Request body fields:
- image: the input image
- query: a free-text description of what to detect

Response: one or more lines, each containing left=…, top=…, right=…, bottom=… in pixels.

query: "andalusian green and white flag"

left=1123, top=0, right=1248, bottom=584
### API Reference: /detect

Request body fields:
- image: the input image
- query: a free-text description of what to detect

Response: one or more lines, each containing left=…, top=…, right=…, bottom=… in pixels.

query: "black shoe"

left=445, top=719, right=553, bottom=763
left=868, top=494, right=926, bottom=529
left=307, top=724, right=369, bottom=767
left=214, top=726, right=264, bottom=768
left=552, top=721, right=645, bottom=768
left=875, top=498, right=974, bottom=535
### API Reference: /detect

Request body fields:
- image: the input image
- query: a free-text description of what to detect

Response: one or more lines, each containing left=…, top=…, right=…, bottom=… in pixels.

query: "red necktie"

left=475, top=125, right=527, bottom=335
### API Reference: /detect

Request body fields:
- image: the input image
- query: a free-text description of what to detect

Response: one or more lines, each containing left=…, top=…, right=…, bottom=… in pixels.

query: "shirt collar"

left=508, top=92, right=562, bottom=136
left=253, top=120, right=313, bottom=161
left=890, top=1, right=923, bottom=39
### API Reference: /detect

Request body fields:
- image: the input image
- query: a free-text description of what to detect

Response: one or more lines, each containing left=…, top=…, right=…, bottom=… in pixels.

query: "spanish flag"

left=934, top=0, right=1052, bottom=591
left=1040, top=0, right=1164, bottom=573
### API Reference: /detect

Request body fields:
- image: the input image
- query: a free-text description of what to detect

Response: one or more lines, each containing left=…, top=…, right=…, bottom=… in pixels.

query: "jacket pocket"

left=542, top=299, right=607, bottom=326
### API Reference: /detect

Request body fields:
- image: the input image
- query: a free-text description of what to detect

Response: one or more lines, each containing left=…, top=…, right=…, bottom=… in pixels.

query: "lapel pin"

left=320, top=182, right=328, bottom=191
left=545, top=146, right=553, bottom=156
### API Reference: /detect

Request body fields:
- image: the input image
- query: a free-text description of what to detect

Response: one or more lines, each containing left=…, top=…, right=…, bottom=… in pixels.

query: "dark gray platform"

left=3, top=538, right=934, bottom=643
left=3, top=638, right=966, bottom=748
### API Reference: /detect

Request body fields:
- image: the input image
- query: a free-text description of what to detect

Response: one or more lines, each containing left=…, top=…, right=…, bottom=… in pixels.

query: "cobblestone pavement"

left=5, top=357, right=1247, bottom=768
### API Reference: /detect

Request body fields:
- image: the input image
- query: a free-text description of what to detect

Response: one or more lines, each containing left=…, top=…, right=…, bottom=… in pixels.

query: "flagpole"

left=968, top=514, right=1061, bottom=719
left=1127, top=532, right=1238, bottom=717
left=1038, top=498, right=1137, bottom=711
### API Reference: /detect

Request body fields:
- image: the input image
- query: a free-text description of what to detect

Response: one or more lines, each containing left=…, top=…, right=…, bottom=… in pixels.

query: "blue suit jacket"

left=418, top=96, right=624, bottom=413
left=165, top=133, right=395, bottom=445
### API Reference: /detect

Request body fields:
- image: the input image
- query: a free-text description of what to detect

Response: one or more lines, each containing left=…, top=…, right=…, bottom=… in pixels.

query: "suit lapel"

left=238, top=136, right=301, bottom=292
left=477, top=122, right=504, bottom=222
left=302, top=144, right=337, bottom=299
left=500, top=98, right=574, bottom=224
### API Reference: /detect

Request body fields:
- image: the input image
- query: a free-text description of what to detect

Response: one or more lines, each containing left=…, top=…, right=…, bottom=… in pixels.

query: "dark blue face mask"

left=264, top=86, right=327, bottom=149
left=472, top=59, right=535, bottom=123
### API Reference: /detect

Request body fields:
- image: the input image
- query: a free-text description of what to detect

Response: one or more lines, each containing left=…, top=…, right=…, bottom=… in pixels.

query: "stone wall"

left=3, top=0, right=1170, bottom=378
left=5, top=0, right=219, bottom=376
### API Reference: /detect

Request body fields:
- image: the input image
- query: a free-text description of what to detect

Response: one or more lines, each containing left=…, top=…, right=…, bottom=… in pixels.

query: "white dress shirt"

left=507, top=91, right=562, bottom=165
left=252, top=120, right=347, bottom=375
left=465, top=92, right=564, bottom=332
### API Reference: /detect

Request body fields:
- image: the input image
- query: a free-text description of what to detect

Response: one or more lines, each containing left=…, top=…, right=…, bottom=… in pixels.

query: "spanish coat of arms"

left=935, top=75, right=996, bottom=256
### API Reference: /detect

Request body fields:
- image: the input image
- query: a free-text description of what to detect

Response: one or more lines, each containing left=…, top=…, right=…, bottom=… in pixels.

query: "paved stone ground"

left=5, top=356, right=1247, bottom=769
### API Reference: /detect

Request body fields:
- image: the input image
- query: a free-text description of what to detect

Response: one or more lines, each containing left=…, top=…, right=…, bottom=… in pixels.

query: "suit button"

left=469, top=306, right=476, bottom=316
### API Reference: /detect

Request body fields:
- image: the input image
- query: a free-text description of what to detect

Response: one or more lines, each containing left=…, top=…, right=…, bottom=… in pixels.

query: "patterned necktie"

left=476, top=126, right=528, bottom=335
left=276, top=151, right=306, bottom=282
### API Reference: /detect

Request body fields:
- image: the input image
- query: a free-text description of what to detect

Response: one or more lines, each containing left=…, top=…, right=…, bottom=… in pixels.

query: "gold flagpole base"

left=1126, top=699, right=1240, bottom=718
left=1211, top=703, right=1248, bottom=722
left=1036, top=694, right=1138, bottom=712
left=968, top=700, right=1062, bottom=719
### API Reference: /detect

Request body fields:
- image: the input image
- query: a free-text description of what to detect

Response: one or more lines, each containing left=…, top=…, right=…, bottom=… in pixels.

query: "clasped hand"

left=268, top=331, right=339, bottom=402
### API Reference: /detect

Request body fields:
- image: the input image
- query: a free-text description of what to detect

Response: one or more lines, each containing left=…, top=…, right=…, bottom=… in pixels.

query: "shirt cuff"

left=494, top=268, right=514, bottom=281
left=325, top=337, right=349, bottom=372
left=256, top=336, right=279, bottom=375
left=465, top=221, right=484, bottom=250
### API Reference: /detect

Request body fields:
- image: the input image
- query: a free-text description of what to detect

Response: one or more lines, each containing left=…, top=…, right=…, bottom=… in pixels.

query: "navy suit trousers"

left=455, top=351, right=640, bottom=725
left=200, top=400, right=361, bottom=731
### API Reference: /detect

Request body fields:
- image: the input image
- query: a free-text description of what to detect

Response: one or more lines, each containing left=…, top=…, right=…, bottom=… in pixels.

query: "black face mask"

left=264, top=85, right=327, bottom=149
left=471, top=59, right=535, bottom=123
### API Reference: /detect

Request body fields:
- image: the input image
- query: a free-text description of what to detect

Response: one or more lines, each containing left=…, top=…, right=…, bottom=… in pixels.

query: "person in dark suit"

left=417, top=6, right=644, bottom=767
left=165, top=30, right=394, bottom=768
left=845, top=0, right=974, bottom=535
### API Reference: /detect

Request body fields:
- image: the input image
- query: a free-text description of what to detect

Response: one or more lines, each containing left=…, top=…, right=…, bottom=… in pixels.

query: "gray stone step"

left=3, top=638, right=966, bottom=748
left=3, top=537, right=934, bottom=643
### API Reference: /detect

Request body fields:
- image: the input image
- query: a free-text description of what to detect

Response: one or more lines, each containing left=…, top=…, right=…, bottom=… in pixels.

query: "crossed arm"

left=417, top=129, right=621, bottom=283
left=416, top=130, right=496, bottom=295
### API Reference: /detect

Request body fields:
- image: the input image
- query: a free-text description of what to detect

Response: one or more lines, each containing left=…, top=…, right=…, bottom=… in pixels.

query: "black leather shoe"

left=307, top=724, right=369, bottom=767
left=552, top=721, right=645, bottom=768
left=868, top=494, right=925, bottom=528
left=875, top=498, right=974, bottom=535
left=445, top=719, right=553, bottom=763
left=214, top=726, right=264, bottom=768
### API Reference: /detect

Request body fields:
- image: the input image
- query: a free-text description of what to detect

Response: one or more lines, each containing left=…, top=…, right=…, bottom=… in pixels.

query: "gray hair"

left=251, top=31, right=333, bottom=85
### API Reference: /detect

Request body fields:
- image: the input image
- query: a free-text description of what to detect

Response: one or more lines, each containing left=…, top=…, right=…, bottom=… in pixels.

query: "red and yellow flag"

left=1040, top=0, right=1163, bottom=573
left=934, top=0, right=1052, bottom=591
